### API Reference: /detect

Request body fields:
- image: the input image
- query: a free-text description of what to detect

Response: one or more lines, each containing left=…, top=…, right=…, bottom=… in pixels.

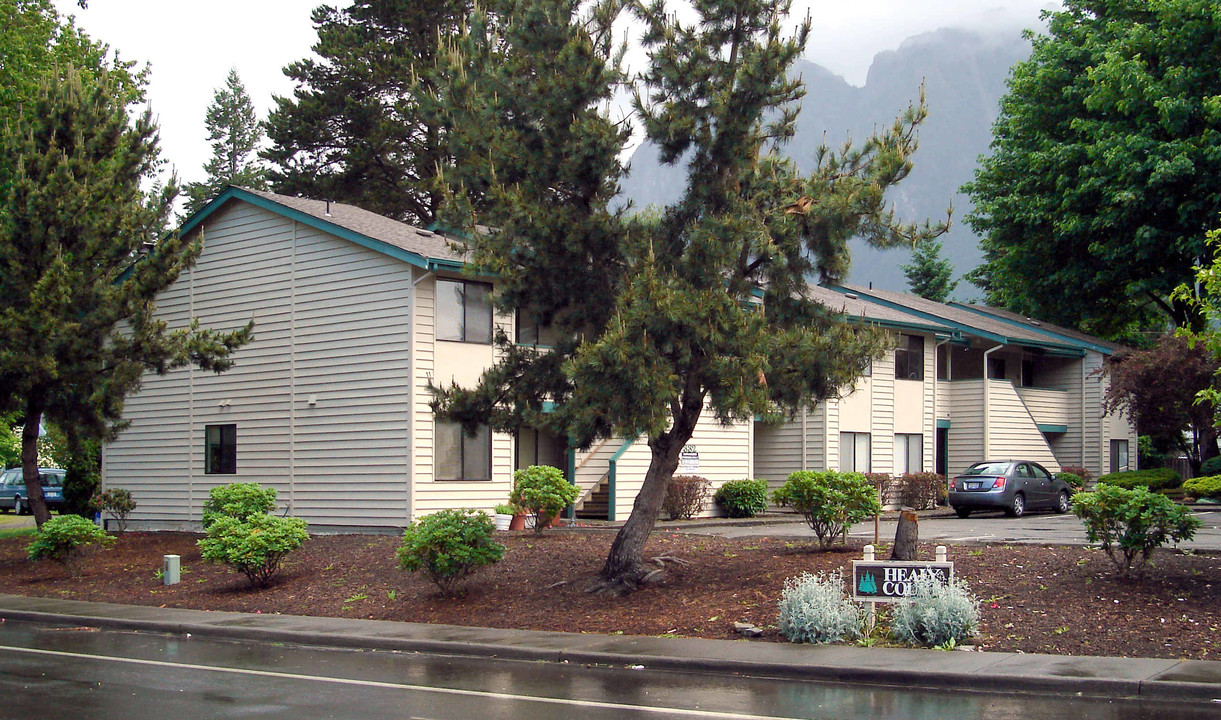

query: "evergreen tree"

left=263, top=0, right=473, bottom=225
left=0, top=65, right=252, bottom=526
left=963, top=0, right=1221, bottom=338
left=433, top=0, right=946, bottom=593
left=183, top=68, right=267, bottom=216
left=901, top=239, right=957, bottom=302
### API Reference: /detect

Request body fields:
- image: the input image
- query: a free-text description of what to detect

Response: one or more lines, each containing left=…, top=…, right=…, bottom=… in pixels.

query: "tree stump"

left=891, top=510, right=919, bottom=560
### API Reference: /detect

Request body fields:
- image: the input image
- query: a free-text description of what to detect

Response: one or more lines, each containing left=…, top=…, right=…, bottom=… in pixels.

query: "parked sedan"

left=0, top=467, right=66, bottom=514
left=948, top=460, right=1072, bottom=518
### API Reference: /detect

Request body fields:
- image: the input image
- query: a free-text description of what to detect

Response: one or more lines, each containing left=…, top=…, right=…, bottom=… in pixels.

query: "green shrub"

left=891, top=575, right=980, bottom=647
left=897, top=472, right=947, bottom=509
left=202, top=482, right=278, bottom=529
left=663, top=475, right=710, bottom=520
left=1138, top=436, right=1167, bottom=471
left=90, top=488, right=137, bottom=533
left=1183, top=475, right=1221, bottom=501
left=1200, top=456, right=1221, bottom=477
left=509, top=465, right=579, bottom=534
left=714, top=479, right=769, bottom=518
left=777, top=570, right=863, bottom=644
left=1097, top=468, right=1181, bottom=492
left=1057, top=472, right=1085, bottom=491
left=1072, top=485, right=1201, bottom=577
left=198, top=513, right=309, bottom=588
left=772, top=471, right=881, bottom=550
left=397, top=509, right=505, bottom=595
left=1060, top=465, right=1093, bottom=487
left=27, top=515, right=115, bottom=576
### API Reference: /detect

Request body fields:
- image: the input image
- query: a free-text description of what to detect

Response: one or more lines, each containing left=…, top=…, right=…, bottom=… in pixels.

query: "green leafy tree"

left=901, top=239, right=956, bottom=302
left=263, top=0, right=472, bottom=225
left=0, top=413, right=19, bottom=469
left=183, top=68, right=267, bottom=216
left=0, top=64, right=252, bottom=528
left=433, top=0, right=946, bottom=593
left=963, top=0, right=1221, bottom=338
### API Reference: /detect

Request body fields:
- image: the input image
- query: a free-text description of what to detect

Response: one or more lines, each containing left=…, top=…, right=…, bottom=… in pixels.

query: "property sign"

left=851, top=561, right=953, bottom=602
left=678, top=444, right=699, bottom=473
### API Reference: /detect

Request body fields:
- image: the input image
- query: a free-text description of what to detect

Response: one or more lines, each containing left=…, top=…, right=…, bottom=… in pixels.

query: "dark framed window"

left=437, top=279, right=493, bottom=344
left=205, top=424, right=237, bottom=474
left=894, top=335, right=924, bottom=380
left=1021, top=358, right=1035, bottom=387
left=1110, top=439, right=1130, bottom=473
left=435, top=420, right=492, bottom=481
left=988, top=357, right=1007, bottom=380
left=895, top=433, right=922, bottom=474
left=840, top=432, right=871, bottom=473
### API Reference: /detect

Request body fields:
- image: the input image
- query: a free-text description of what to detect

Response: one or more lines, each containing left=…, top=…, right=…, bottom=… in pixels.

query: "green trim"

left=936, top=419, right=952, bottom=429
left=1038, top=424, right=1069, bottom=434
left=180, top=187, right=435, bottom=270
left=826, top=286, right=1084, bottom=357
left=949, top=303, right=1115, bottom=356
left=607, top=437, right=636, bottom=523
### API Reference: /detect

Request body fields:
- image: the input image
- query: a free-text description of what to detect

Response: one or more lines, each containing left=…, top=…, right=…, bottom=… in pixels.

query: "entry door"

left=935, top=428, right=948, bottom=477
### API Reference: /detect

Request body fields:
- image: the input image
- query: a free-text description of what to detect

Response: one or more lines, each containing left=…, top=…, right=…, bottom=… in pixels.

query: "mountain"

left=618, top=26, right=1034, bottom=297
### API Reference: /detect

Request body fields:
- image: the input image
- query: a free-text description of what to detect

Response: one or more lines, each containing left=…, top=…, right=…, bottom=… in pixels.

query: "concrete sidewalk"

left=1, top=594, right=1218, bottom=704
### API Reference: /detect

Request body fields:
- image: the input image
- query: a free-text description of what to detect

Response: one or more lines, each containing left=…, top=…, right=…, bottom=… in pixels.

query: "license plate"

left=965, top=481, right=980, bottom=490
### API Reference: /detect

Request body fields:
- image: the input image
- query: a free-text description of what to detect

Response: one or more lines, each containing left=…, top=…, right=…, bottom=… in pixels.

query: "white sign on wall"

left=678, top=444, right=699, bottom=473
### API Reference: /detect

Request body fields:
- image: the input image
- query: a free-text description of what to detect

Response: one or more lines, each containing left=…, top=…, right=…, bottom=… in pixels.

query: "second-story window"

left=894, top=335, right=924, bottom=380
left=437, top=279, right=492, bottom=344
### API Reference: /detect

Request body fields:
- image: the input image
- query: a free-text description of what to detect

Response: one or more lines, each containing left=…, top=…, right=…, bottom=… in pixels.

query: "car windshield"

left=961, top=462, right=1012, bottom=476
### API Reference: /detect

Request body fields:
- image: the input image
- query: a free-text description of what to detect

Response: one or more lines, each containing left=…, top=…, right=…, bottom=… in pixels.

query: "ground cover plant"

left=1096, top=468, right=1182, bottom=492
left=1, top=528, right=1219, bottom=660
left=776, top=570, right=862, bottom=644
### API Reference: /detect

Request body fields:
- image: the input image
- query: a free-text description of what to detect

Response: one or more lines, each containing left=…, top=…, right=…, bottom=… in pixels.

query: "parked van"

left=0, top=467, right=66, bottom=514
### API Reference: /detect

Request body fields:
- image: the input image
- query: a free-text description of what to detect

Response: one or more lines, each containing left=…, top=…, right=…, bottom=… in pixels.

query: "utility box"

left=163, top=554, right=181, bottom=585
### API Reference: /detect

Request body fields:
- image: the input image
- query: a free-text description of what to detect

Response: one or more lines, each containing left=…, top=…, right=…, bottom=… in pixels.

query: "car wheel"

left=954, top=507, right=971, bottom=519
left=13, top=496, right=24, bottom=515
left=1055, top=490, right=1071, bottom=514
left=1005, top=493, right=1025, bottom=518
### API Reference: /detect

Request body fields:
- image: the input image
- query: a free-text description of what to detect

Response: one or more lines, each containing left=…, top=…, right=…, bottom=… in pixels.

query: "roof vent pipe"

left=325, top=199, right=331, bottom=217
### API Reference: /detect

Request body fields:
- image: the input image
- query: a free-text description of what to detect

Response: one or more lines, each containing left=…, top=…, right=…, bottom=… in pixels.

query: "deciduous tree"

left=433, top=0, right=946, bottom=593
left=963, top=0, right=1221, bottom=338
left=0, top=64, right=251, bottom=526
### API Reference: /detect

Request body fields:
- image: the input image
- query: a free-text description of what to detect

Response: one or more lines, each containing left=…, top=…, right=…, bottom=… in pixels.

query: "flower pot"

left=494, top=513, right=512, bottom=531
left=509, top=513, right=526, bottom=531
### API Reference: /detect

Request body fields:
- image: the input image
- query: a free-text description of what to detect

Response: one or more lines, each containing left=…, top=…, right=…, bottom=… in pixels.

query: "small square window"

left=435, top=420, right=492, bottom=481
left=840, top=432, right=871, bottom=473
left=894, top=335, right=924, bottom=380
left=437, top=279, right=493, bottom=344
left=205, top=424, right=237, bottom=474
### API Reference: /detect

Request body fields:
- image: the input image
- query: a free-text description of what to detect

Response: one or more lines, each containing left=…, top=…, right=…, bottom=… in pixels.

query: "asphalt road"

left=688, top=509, right=1221, bottom=551
left=1, top=621, right=1214, bottom=720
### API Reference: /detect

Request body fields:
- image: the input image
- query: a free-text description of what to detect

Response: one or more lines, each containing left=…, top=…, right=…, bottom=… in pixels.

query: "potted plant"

left=493, top=503, right=515, bottom=531
left=509, top=465, right=579, bottom=535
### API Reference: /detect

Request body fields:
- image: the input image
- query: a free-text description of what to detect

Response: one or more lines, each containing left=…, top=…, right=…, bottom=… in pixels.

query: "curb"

left=2, top=597, right=1218, bottom=703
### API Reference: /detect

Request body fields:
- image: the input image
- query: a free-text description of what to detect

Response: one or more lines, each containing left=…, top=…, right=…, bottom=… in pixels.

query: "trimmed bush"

left=1057, top=472, right=1085, bottom=491
left=897, top=472, right=947, bottom=509
left=891, top=575, right=980, bottom=647
left=713, top=478, right=769, bottom=518
left=1183, top=475, right=1221, bottom=501
left=773, top=471, right=881, bottom=550
left=663, top=475, right=710, bottom=520
left=777, top=571, right=863, bottom=644
left=1072, top=485, right=1201, bottom=577
left=202, top=482, right=278, bottom=528
left=1060, top=465, right=1093, bottom=487
left=1200, top=456, right=1221, bottom=477
left=199, top=513, right=309, bottom=588
left=27, top=515, right=115, bottom=576
left=510, top=465, right=579, bottom=534
left=90, top=488, right=137, bottom=533
left=397, top=509, right=505, bottom=595
left=1097, top=468, right=1181, bottom=492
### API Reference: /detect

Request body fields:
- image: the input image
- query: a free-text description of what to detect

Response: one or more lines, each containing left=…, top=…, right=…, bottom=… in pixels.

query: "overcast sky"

left=52, top=0, right=1058, bottom=190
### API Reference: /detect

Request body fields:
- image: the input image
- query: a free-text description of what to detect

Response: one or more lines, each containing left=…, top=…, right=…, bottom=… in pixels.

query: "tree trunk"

left=891, top=510, right=918, bottom=561
left=21, top=404, right=51, bottom=528
left=589, top=398, right=703, bottom=595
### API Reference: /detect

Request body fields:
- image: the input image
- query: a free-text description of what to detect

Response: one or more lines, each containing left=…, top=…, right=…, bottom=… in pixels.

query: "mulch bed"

left=0, top=528, right=1218, bottom=660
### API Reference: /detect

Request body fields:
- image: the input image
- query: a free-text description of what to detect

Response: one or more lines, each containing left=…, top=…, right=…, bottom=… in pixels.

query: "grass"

left=0, top=527, right=34, bottom=540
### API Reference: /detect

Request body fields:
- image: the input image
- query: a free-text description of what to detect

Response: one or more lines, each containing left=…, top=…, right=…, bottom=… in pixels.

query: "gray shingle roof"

left=239, top=188, right=466, bottom=263
left=951, top=303, right=1126, bottom=354
left=807, top=285, right=953, bottom=333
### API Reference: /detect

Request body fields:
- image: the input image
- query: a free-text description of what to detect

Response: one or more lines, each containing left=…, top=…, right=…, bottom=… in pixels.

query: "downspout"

left=983, top=346, right=1000, bottom=459
left=934, top=338, right=950, bottom=471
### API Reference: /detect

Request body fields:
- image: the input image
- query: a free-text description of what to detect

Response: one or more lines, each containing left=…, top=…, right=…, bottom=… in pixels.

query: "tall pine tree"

left=263, top=0, right=473, bottom=225
left=901, top=239, right=957, bottom=302
left=0, top=65, right=252, bottom=526
left=183, top=68, right=267, bottom=216
left=433, top=0, right=946, bottom=593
